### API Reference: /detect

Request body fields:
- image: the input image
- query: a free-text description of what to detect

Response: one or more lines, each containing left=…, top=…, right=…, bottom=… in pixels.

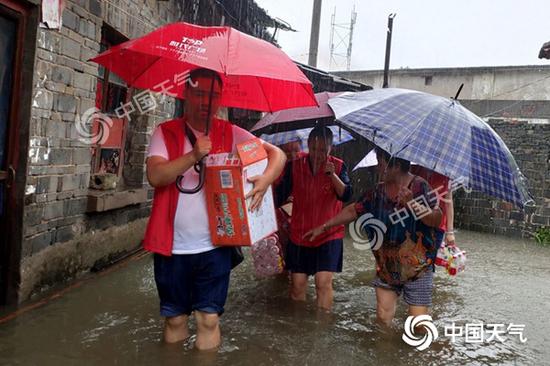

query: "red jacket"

left=288, top=155, right=350, bottom=247
left=142, top=118, right=233, bottom=256
left=410, top=165, right=450, bottom=232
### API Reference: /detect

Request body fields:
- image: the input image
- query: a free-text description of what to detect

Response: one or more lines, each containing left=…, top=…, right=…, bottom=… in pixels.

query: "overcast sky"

left=255, top=0, right=550, bottom=72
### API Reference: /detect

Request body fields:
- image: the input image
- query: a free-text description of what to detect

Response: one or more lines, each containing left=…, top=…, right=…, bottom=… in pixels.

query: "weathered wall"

left=20, top=0, right=181, bottom=302
left=16, top=0, right=291, bottom=303
left=333, top=66, right=550, bottom=101
left=453, top=119, right=550, bottom=238
left=334, top=66, right=550, bottom=124
left=19, top=218, right=149, bottom=301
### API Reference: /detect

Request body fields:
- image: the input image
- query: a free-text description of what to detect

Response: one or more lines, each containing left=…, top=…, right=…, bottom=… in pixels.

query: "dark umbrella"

left=538, top=41, right=550, bottom=59
left=250, top=92, right=341, bottom=135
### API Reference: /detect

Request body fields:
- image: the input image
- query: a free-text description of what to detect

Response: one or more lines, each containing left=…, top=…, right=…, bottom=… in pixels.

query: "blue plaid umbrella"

left=260, top=126, right=353, bottom=151
left=328, top=88, right=533, bottom=208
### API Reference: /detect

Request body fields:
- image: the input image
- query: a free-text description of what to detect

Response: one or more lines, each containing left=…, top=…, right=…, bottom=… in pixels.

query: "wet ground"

left=0, top=230, right=549, bottom=365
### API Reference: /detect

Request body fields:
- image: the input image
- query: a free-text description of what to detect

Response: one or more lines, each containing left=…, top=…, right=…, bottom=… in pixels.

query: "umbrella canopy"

left=91, top=22, right=317, bottom=112
left=260, top=125, right=353, bottom=151
left=328, top=88, right=533, bottom=208
left=250, top=91, right=341, bottom=134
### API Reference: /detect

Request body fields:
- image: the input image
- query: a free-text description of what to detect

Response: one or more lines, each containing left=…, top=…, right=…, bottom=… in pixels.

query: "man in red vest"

left=275, top=126, right=352, bottom=310
left=144, top=69, right=286, bottom=350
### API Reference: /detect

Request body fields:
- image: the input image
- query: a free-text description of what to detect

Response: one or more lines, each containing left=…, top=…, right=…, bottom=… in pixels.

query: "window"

left=92, top=24, right=130, bottom=177
left=424, top=76, right=433, bottom=86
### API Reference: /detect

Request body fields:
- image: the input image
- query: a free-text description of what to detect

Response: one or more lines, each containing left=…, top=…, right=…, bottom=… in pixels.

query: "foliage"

left=534, top=226, right=550, bottom=246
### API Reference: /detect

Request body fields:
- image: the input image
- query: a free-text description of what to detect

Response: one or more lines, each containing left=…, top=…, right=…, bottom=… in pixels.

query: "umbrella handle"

left=176, top=160, right=206, bottom=194
left=177, top=76, right=215, bottom=194
left=194, top=161, right=201, bottom=173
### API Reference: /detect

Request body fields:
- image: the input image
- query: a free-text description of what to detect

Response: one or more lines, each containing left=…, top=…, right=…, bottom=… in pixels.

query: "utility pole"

left=382, top=13, right=396, bottom=88
left=308, top=0, right=322, bottom=67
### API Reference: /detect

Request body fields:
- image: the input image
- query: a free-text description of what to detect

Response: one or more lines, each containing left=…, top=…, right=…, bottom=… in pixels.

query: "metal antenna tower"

left=329, top=5, right=357, bottom=70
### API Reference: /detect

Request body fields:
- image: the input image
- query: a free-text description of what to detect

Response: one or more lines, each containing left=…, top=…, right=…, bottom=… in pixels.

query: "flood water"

left=0, top=230, right=549, bottom=365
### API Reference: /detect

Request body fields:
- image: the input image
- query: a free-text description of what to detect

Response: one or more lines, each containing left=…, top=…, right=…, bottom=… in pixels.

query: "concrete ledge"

left=19, top=218, right=148, bottom=302
left=87, top=188, right=148, bottom=212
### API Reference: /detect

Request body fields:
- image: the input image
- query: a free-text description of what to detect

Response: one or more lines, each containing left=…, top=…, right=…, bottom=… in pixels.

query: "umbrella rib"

left=224, top=26, right=231, bottom=75
left=333, top=120, right=365, bottom=145
left=256, top=78, right=273, bottom=112
left=301, top=81, right=319, bottom=107
left=129, top=56, right=163, bottom=87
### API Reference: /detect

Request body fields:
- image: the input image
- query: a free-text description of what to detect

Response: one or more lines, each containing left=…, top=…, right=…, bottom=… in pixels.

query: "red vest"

left=290, top=154, right=345, bottom=247
left=142, top=118, right=234, bottom=256
left=410, top=166, right=450, bottom=232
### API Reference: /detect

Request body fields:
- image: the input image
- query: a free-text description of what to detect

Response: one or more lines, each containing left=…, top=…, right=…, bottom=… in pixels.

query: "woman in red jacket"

left=275, top=126, right=352, bottom=310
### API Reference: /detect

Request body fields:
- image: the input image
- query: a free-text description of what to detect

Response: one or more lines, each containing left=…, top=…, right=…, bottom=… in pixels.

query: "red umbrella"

left=90, top=22, right=317, bottom=112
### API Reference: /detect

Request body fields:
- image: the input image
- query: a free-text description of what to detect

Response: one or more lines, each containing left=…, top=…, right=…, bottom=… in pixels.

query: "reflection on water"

left=0, top=230, right=549, bottom=365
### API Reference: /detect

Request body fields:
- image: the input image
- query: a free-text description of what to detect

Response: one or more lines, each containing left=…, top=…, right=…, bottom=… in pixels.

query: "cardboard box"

left=204, top=138, right=278, bottom=246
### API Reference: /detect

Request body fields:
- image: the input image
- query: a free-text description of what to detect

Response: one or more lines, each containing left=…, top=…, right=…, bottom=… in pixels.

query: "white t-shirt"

left=147, top=122, right=257, bottom=254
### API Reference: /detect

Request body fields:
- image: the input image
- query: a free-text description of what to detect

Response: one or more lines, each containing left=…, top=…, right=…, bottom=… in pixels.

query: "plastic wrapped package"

left=435, top=243, right=466, bottom=276
left=251, top=234, right=285, bottom=277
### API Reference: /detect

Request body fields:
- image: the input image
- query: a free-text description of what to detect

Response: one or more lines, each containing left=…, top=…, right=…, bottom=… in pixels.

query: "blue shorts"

left=285, top=239, right=343, bottom=276
left=153, top=247, right=232, bottom=317
left=373, top=269, right=434, bottom=307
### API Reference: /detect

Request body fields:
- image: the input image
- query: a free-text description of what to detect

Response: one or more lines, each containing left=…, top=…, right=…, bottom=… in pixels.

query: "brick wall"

left=24, top=0, right=184, bottom=253
left=16, top=0, right=288, bottom=302
left=19, top=0, right=182, bottom=301
left=454, top=119, right=550, bottom=238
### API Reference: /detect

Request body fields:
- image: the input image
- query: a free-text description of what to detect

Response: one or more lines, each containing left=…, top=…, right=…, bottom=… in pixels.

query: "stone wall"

left=454, top=119, right=550, bottom=238
left=16, top=0, right=289, bottom=303
left=20, top=0, right=182, bottom=302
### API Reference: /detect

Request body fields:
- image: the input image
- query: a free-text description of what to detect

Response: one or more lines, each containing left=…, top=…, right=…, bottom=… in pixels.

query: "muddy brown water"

left=0, top=230, right=549, bottom=365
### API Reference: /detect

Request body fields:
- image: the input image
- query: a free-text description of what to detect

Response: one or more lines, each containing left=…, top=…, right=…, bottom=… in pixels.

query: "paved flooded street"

left=1, top=230, right=549, bottom=365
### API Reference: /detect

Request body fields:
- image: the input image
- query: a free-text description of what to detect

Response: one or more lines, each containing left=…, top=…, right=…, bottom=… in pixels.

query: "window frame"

left=92, top=24, right=132, bottom=178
